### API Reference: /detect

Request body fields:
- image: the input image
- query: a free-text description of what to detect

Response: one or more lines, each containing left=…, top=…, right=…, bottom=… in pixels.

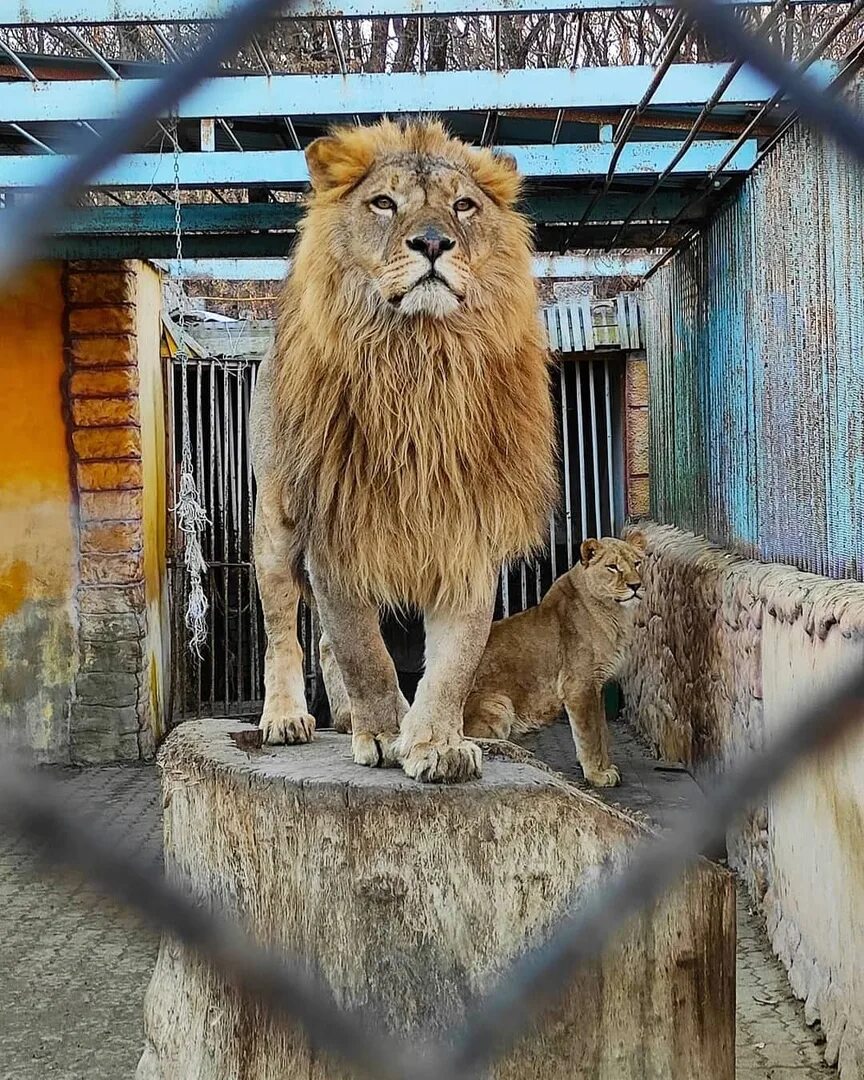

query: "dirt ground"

left=0, top=734, right=835, bottom=1079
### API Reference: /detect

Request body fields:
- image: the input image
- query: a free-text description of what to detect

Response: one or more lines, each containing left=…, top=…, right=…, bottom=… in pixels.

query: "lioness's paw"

left=399, top=738, right=482, bottom=784
left=352, top=731, right=399, bottom=768
left=585, top=764, right=621, bottom=788
left=259, top=710, right=315, bottom=745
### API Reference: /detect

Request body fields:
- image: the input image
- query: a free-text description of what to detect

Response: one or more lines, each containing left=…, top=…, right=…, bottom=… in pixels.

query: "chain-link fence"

left=1, top=0, right=864, bottom=1075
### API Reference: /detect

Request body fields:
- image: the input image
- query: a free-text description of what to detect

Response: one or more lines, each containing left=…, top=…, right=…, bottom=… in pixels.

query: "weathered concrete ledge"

left=138, top=720, right=734, bottom=1079
left=622, top=521, right=864, bottom=1077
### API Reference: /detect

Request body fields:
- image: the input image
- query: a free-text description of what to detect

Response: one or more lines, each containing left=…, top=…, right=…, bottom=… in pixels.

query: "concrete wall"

left=0, top=264, right=78, bottom=762
left=0, top=259, right=168, bottom=763
left=622, top=522, right=864, bottom=1077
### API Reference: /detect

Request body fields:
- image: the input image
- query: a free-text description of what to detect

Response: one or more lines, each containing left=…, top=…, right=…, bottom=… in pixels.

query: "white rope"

left=169, top=117, right=209, bottom=657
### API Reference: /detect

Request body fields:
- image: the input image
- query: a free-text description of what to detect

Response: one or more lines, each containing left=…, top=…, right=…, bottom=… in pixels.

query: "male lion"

left=463, top=535, right=646, bottom=787
left=250, top=119, right=555, bottom=783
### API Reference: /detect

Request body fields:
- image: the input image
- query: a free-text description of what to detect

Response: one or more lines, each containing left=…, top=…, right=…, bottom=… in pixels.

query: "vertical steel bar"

left=221, top=359, right=230, bottom=715
left=573, top=361, right=588, bottom=558
left=604, top=359, right=616, bottom=532
left=500, top=564, right=510, bottom=618
left=245, top=366, right=260, bottom=706
left=559, top=361, right=574, bottom=568
left=588, top=360, right=603, bottom=535
left=195, top=359, right=204, bottom=718
left=549, top=509, right=558, bottom=580
left=236, top=364, right=245, bottom=709
left=249, top=361, right=262, bottom=702
left=209, top=357, right=217, bottom=712
left=167, top=356, right=183, bottom=721
left=520, top=559, right=527, bottom=613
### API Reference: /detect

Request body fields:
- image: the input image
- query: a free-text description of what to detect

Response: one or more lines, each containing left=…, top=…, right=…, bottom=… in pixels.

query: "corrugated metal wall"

left=645, top=82, right=864, bottom=580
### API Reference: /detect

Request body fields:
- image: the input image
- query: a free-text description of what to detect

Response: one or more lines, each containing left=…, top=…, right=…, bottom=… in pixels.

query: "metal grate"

left=169, top=352, right=626, bottom=709
left=166, top=354, right=318, bottom=720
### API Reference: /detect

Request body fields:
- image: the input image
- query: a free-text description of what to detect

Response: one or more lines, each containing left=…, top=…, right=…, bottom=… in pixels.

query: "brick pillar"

left=64, top=261, right=155, bottom=763
left=625, top=351, right=649, bottom=518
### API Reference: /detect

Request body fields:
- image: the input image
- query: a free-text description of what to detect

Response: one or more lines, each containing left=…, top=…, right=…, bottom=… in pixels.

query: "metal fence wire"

left=1, top=0, right=864, bottom=1076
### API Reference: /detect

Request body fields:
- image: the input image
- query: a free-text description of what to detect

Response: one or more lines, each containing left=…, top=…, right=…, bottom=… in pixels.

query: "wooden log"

left=137, top=720, right=735, bottom=1079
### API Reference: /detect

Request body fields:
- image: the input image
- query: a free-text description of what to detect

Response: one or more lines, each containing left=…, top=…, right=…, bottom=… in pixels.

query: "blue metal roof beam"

left=36, top=192, right=699, bottom=234
left=1, top=0, right=847, bottom=24
left=0, top=63, right=839, bottom=126
left=0, top=140, right=758, bottom=188
left=157, top=254, right=655, bottom=279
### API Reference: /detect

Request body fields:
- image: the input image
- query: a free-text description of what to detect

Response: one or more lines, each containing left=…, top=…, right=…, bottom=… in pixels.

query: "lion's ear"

left=305, top=132, right=374, bottom=194
left=627, top=530, right=648, bottom=554
left=466, top=147, right=522, bottom=208
left=580, top=538, right=600, bottom=566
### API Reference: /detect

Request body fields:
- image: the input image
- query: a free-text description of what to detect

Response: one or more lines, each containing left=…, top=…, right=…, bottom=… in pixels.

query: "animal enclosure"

left=166, top=346, right=631, bottom=720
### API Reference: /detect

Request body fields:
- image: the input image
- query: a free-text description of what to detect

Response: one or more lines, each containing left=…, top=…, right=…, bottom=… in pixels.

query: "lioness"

left=463, top=534, right=646, bottom=787
left=250, top=119, right=555, bottom=783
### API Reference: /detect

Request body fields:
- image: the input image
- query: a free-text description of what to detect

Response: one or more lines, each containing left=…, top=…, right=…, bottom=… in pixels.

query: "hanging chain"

left=170, top=114, right=209, bottom=657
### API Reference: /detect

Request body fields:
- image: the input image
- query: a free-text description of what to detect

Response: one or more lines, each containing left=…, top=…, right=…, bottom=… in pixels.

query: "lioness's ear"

left=466, top=147, right=522, bottom=208
left=627, top=530, right=648, bottom=554
left=305, top=132, right=374, bottom=194
left=580, top=539, right=600, bottom=566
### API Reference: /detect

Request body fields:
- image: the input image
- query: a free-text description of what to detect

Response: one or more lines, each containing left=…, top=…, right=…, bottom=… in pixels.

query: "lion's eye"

left=634, top=560, right=642, bottom=568
left=453, top=197, right=477, bottom=215
left=370, top=195, right=397, bottom=214
left=607, top=564, right=620, bottom=572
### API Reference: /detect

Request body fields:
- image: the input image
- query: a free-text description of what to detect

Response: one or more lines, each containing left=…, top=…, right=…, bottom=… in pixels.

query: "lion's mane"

left=273, top=120, right=556, bottom=610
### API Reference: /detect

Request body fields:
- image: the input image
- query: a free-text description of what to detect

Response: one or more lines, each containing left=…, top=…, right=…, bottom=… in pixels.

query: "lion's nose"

left=406, top=227, right=455, bottom=262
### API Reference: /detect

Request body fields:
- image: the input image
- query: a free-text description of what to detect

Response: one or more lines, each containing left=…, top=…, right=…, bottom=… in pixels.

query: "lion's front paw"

left=398, top=737, right=482, bottom=784
left=584, top=763, right=621, bottom=788
left=259, top=705, right=315, bottom=746
left=352, top=731, right=399, bottom=768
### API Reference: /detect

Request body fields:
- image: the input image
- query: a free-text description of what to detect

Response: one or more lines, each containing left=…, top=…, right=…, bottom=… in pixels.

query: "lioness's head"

left=301, top=119, right=531, bottom=320
left=577, top=534, right=647, bottom=607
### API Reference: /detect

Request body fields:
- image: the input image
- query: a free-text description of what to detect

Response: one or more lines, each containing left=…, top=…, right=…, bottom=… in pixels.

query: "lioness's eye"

left=453, top=197, right=477, bottom=215
left=635, top=560, right=642, bottom=568
left=370, top=195, right=396, bottom=213
left=607, top=564, right=620, bottom=572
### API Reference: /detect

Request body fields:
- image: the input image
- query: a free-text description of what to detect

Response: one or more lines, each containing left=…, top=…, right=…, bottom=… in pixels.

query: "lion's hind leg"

left=319, top=632, right=353, bottom=734
left=309, top=565, right=403, bottom=767
left=463, top=692, right=516, bottom=741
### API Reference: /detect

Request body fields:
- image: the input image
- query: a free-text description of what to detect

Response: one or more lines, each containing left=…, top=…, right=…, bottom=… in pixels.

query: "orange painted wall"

left=136, top=262, right=170, bottom=741
left=0, top=264, right=77, bottom=760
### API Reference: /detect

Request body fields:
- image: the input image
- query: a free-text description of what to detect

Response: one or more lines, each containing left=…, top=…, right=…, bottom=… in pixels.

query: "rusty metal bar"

left=577, top=10, right=691, bottom=227
left=651, top=0, right=864, bottom=249
left=559, top=360, right=574, bottom=568
left=606, top=0, right=789, bottom=250
left=0, top=0, right=296, bottom=280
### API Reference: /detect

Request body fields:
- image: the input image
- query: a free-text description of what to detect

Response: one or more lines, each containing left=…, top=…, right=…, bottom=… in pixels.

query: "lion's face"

left=302, top=121, right=529, bottom=320
left=577, top=534, right=646, bottom=608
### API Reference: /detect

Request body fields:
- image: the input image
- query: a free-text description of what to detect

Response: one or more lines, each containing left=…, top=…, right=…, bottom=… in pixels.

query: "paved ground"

left=0, top=724, right=835, bottom=1078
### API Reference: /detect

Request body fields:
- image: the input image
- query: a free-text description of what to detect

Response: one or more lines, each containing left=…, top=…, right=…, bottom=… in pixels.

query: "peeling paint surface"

left=137, top=263, right=169, bottom=742
left=0, top=264, right=77, bottom=761
left=643, top=77, right=864, bottom=580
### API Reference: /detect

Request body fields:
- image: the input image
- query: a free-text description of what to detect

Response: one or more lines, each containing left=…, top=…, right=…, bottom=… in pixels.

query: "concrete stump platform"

left=137, top=721, right=735, bottom=1079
